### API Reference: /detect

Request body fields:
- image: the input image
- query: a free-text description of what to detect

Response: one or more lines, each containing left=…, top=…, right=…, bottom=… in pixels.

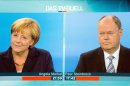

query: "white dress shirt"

left=104, top=45, right=120, bottom=73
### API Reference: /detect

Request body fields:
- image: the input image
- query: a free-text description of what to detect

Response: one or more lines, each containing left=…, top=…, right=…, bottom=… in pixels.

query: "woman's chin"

left=12, top=48, right=22, bottom=53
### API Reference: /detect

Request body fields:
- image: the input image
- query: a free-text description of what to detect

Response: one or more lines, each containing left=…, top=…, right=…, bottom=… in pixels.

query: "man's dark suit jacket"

left=0, top=47, right=55, bottom=72
left=75, top=45, right=130, bottom=73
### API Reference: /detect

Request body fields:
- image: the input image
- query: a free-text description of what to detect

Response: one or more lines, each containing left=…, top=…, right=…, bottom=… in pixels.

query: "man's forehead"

left=99, top=16, right=114, bottom=24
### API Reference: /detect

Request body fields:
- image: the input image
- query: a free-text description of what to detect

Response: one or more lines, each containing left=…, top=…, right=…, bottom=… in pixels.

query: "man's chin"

left=102, top=47, right=112, bottom=51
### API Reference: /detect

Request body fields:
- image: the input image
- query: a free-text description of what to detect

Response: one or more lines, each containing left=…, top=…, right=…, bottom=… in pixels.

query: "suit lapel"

left=3, top=47, right=16, bottom=72
left=117, top=45, right=130, bottom=72
left=22, top=47, right=39, bottom=72
left=3, top=47, right=39, bottom=72
left=97, top=48, right=106, bottom=72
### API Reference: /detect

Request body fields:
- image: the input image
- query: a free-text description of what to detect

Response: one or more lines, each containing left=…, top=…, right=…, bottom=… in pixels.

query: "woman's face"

left=11, top=29, right=34, bottom=53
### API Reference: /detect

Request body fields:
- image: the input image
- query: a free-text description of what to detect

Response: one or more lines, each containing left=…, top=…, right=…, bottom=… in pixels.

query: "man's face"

left=98, top=17, right=122, bottom=53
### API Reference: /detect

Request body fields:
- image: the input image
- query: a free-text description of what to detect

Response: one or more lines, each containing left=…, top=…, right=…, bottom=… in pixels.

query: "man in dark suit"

left=75, top=16, right=130, bottom=73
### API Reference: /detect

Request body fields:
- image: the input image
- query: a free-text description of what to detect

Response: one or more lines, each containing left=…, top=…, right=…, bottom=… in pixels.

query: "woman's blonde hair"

left=11, top=18, right=40, bottom=47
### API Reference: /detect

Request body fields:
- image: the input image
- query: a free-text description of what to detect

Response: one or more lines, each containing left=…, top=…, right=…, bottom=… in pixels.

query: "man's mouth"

left=103, top=42, right=111, bottom=45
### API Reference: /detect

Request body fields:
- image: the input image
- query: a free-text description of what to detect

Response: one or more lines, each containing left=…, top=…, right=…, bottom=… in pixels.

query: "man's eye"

left=108, top=32, right=114, bottom=35
left=99, top=32, right=104, bottom=35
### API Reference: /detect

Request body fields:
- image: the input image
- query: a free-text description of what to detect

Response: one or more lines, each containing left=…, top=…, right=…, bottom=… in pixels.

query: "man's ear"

left=119, top=28, right=123, bottom=37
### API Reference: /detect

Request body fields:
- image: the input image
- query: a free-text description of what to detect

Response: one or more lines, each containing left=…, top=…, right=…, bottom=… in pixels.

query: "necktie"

left=107, top=56, right=115, bottom=73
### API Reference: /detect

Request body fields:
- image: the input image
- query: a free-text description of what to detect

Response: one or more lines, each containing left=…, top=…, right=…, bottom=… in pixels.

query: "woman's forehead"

left=13, top=29, right=32, bottom=35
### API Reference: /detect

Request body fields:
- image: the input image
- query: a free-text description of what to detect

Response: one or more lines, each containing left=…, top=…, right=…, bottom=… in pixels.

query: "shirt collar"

left=104, top=45, right=120, bottom=60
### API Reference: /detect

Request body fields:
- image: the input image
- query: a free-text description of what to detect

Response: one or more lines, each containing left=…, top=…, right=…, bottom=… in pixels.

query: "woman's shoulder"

left=31, top=47, right=51, bottom=57
left=0, top=49, right=10, bottom=57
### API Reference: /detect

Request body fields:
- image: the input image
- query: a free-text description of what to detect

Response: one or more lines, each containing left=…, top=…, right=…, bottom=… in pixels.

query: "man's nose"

left=104, top=33, right=109, bottom=40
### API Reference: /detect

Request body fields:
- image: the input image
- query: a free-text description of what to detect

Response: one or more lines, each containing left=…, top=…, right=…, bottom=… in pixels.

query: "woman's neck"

left=12, top=49, right=29, bottom=73
left=12, top=49, right=29, bottom=60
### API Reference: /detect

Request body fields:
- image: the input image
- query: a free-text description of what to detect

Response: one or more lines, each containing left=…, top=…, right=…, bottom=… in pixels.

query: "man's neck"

left=104, top=45, right=120, bottom=55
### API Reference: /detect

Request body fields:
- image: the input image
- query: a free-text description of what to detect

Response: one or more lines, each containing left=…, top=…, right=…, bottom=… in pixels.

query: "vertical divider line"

left=62, top=13, right=66, bottom=81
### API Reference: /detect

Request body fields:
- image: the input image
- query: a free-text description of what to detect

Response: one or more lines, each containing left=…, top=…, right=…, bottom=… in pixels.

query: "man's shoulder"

left=120, top=45, right=130, bottom=53
left=80, top=47, right=102, bottom=58
left=121, top=45, right=130, bottom=50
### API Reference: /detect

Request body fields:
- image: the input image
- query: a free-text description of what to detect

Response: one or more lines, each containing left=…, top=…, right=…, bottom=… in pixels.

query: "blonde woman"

left=0, top=18, right=55, bottom=73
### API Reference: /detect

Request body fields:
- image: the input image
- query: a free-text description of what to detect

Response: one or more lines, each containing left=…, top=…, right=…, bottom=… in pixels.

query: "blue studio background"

left=0, top=0, right=130, bottom=86
left=65, top=12, right=130, bottom=72
left=0, top=13, right=63, bottom=72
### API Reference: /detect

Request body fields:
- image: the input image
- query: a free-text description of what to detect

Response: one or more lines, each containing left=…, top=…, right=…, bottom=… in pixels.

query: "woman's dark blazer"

left=0, top=47, right=55, bottom=72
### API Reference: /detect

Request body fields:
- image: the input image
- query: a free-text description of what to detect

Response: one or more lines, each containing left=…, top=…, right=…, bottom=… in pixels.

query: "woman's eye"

left=22, top=37, right=27, bottom=39
left=13, top=34, right=18, bottom=37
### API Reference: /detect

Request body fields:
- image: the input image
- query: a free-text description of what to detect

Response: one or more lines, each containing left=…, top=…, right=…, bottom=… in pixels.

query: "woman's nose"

left=15, top=36, right=21, bottom=42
